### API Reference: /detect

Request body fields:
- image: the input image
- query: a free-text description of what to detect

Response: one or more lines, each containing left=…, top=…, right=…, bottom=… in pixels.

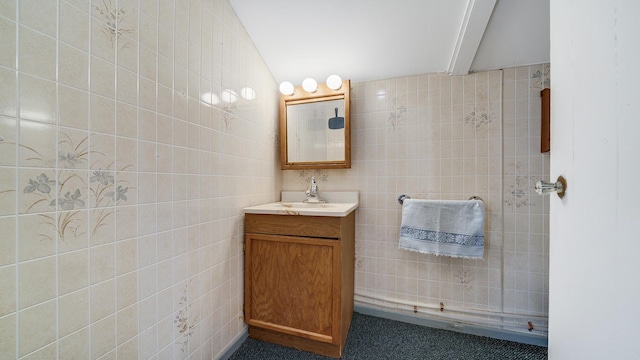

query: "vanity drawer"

left=245, top=213, right=348, bottom=239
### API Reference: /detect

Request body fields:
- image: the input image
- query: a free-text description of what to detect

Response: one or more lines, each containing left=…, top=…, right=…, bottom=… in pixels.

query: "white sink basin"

left=243, top=191, right=359, bottom=217
left=281, top=202, right=334, bottom=208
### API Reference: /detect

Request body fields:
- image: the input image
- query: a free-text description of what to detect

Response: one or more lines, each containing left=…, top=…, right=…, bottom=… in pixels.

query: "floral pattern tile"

left=20, top=170, right=57, bottom=214
left=18, top=213, right=56, bottom=261
left=0, top=116, right=17, bottom=166
left=531, top=64, right=551, bottom=89
left=58, top=129, right=89, bottom=169
left=93, top=0, right=135, bottom=50
left=19, top=121, right=57, bottom=168
left=387, top=93, right=408, bottom=130
left=175, top=283, right=197, bottom=353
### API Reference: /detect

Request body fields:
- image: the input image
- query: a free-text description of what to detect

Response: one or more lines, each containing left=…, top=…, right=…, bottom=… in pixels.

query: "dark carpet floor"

left=229, top=312, right=548, bottom=359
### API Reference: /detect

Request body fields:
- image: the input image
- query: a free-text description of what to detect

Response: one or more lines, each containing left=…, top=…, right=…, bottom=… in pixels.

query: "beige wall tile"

left=19, top=120, right=57, bottom=167
left=139, top=45, right=157, bottom=82
left=0, top=116, right=17, bottom=166
left=157, top=314, right=173, bottom=351
left=0, top=0, right=15, bottom=19
left=19, top=75, right=56, bottom=124
left=19, top=26, right=56, bottom=81
left=137, top=203, right=157, bottom=236
left=116, top=137, right=137, bottom=173
left=138, top=265, right=157, bottom=300
left=90, top=207, right=115, bottom=246
left=116, top=205, right=137, bottom=241
left=116, top=67, right=137, bottom=106
left=58, top=289, right=89, bottom=337
left=59, top=86, right=89, bottom=130
left=157, top=145, right=173, bottom=175
left=139, top=109, right=157, bottom=143
left=91, top=95, right=116, bottom=135
left=137, top=234, right=156, bottom=268
left=90, top=279, right=115, bottom=322
left=18, top=213, right=56, bottom=261
left=0, top=168, right=16, bottom=216
left=137, top=173, right=156, bottom=204
left=138, top=293, right=157, bottom=331
left=0, top=265, right=16, bottom=316
left=19, top=341, right=57, bottom=360
left=18, top=300, right=56, bottom=356
left=89, top=133, right=115, bottom=171
left=58, top=327, right=90, bottom=360
left=90, top=243, right=115, bottom=284
left=18, top=256, right=56, bottom=309
left=0, top=313, right=16, bottom=357
left=0, top=67, right=16, bottom=118
left=117, top=34, right=138, bottom=73
left=116, top=103, right=137, bottom=139
left=138, top=324, right=158, bottom=359
left=116, top=239, right=137, bottom=276
left=59, top=44, right=89, bottom=91
left=90, top=315, right=116, bottom=359
left=116, top=272, right=137, bottom=310
left=116, top=304, right=137, bottom=345
left=59, top=1, right=90, bottom=51
left=0, top=17, right=16, bottom=69
left=89, top=19, right=115, bottom=63
left=0, top=217, right=16, bottom=266
left=58, top=249, right=88, bottom=295
left=118, top=337, right=138, bottom=359
left=19, top=0, right=56, bottom=37
left=139, top=13, right=157, bottom=51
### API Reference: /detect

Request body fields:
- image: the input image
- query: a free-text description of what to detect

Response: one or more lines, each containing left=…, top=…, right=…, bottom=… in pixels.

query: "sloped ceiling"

left=229, top=0, right=550, bottom=85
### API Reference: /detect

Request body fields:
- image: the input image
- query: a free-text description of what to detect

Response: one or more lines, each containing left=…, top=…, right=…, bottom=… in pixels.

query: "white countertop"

left=243, top=191, right=359, bottom=217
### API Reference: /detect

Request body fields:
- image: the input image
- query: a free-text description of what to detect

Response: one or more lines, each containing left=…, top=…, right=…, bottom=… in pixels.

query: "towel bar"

left=397, top=195, right=410, bottom=204
left=397, top=194, right=483, bottom=205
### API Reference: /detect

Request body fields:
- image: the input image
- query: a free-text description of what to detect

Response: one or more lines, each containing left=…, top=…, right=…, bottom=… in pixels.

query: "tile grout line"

left=13, top=2, right=20, bottom=358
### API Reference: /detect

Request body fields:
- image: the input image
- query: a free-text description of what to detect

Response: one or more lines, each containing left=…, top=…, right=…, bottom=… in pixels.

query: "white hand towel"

left=398, top=199, right=485, bottom=259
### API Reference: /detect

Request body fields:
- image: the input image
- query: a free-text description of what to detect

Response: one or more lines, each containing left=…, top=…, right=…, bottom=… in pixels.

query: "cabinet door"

left=245, top=233, right=341, bottom=344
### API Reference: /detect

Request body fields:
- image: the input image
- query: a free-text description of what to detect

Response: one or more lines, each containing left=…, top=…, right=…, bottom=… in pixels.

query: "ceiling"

left=228, top=0, right=550, bottom=86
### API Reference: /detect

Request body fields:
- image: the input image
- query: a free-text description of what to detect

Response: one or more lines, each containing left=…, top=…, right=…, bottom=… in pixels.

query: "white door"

left=548, top=1, right=640, bottom=358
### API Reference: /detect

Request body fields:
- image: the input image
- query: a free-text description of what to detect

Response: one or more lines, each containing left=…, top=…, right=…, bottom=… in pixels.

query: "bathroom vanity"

left=243, top=192, right=358, bottom=358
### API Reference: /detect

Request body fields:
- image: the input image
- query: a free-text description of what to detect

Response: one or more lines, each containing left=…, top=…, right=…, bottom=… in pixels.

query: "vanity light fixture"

left=302, top=78, right=318, bottom=93
left=279, top=75, right=343, bottom=95
left=326, top=75, right=342, bottom=90
left=279, top=81, right=295, bottom=96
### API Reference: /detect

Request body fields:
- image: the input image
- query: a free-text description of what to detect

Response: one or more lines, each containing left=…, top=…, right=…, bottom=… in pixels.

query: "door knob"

left=535, top=175, right=567, bottom=199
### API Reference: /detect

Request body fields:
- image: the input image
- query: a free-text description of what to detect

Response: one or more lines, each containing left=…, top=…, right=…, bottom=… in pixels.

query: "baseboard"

left=354, top=304, right=548, bottom=347
left=217, top=329, right=249, bottom=360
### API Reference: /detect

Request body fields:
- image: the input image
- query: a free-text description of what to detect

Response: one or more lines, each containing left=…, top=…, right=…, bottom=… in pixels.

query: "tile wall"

left=283, top=65, right=551, bottom=334
left=0, top=0, right=280, bottom=359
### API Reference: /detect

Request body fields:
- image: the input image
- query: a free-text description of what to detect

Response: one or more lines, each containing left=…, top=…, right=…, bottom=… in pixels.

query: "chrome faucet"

left=304, top=176, right=324, bottom=203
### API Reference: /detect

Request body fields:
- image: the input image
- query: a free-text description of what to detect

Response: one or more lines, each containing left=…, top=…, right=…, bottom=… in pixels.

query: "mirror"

left=280, top=80, right=350, bottom=170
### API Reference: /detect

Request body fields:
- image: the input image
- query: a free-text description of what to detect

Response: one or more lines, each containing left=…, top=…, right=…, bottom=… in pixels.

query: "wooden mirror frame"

left=280, top=79, right=351, bottom=170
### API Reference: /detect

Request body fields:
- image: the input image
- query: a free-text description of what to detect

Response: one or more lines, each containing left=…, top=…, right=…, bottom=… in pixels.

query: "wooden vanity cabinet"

left=244, top=212, right=355, bottom=358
